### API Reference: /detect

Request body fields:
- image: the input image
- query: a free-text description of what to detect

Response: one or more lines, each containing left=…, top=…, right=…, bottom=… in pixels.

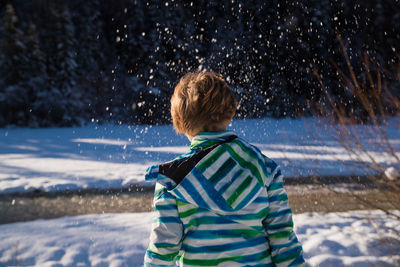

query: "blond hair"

left=171, top=71, right=237, bottom=136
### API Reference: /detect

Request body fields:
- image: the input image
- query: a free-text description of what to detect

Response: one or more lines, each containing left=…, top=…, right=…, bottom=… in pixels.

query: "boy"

left=144, top=71, right=305, bottom=266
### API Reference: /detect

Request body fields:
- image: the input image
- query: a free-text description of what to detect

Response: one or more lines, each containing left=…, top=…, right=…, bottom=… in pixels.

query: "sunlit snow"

left=0, top=210, right=398, bottom=266
left=0, top=117, right=399, bottom=193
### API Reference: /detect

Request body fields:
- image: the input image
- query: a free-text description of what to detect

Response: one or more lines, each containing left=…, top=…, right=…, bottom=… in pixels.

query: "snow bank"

left=0, top=210, right=399, bottom=266
left=1, top=117, right=399, bottom=193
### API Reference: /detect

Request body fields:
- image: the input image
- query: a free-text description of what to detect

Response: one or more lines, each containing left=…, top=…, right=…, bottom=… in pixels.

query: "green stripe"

left=181, top=250, right=270, bottom=266
left=155, top=204, right=177, bottom=211
left=223, top=144, right=264, bottom=185
left=227, top=175, right=252, bottom=206
left=228, top=208, right=269, bottom=221
left=267, top=221, right=294, bottom=231
left=208, top=157, right=237, bottom=184
left=220, top=169, right=244, bottom=194
left=190, top=228, right=262, bottom=239
left=179, top=207, right=199, bottom=218
left=153, top=242, right=181, bottom=249
left=269, top=230, right=292, bottom=239
left=235, top=183, right=262, bottom=209
left=146, top=249, right=179, bottom=262
left=272, top=245, right=302, bottom=264
left=190, top=140, right=220, bottom=150
left=232, top=140, right=269, bottom=178
left=196, top=147, right=225, bottom=172
left=182, top=255, right=241, bottom=266
left=154, top=187, right=166, bottom=198
left=176, top=200, right=190, bottom=207
left=268, top=181, right=284, bottom=191
left=269, top=193, right=288, bottom=202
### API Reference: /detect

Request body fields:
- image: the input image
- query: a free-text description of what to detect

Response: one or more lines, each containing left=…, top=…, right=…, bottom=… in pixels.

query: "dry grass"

left=2, top=184, right=399, bottom=224
left=313, top=35, right=400, bottom=219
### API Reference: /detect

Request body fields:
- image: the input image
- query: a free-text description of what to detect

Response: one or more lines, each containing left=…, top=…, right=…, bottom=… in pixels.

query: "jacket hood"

left=146, top=131, right=269, bottom=214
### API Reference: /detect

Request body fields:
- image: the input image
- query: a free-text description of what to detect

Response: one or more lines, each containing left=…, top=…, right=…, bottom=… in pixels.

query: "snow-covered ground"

left=0, top=210, right=399, bottom=267
left=1, top=117, right=399, bottom=266
left=1, top=117, right=399, bottom=194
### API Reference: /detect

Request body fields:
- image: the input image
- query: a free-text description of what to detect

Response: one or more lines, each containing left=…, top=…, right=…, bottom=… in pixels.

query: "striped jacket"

left=144, top=131, right=305, bottom=267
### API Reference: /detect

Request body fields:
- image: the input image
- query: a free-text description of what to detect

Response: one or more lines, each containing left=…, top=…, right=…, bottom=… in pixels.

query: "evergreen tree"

left=71, top=0, right=111, bottom=123
left=41, top=4, right=79, bottom=126
left=0, top=4, right=46, bottom=126
left=0, top=4, right=27, bottom=85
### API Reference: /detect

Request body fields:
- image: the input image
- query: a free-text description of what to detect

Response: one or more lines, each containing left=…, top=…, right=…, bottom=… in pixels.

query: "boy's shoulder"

left=145, top=136, right=280, bottom=188
left=233, top=137, right=279, bottom=171
left=144, top=150, right=196, bottom=186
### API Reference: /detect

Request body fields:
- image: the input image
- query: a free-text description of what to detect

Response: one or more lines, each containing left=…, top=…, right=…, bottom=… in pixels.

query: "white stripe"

left=193, top=221, right=260, bottom=231
left=183, top=236, right=248, bottom=245
left=231, top=179, right=262, bottom=209
left=183, top=211, right=264, bottom=227
left=218, top=257, right=273, bottom=267
left=148, top=244, right=180, bottom=255
left=180, top=242, right=270, bottom=260
left=201, top=149, right=230, bottom=179
left=266, top=213, right=293, bottom=230
left=269, top=199, right=289, bottom=211
left=214, top=163, right=242, bottom=191
left=155, top=197, right=176, bottom=206
left=177, top=203, right=197, bottom=213
left=228, top=218, right=264, bottom=227
left=174, top=179, right=200, bottom=207
left=268, top=176, right=286, bottom=197
left=268, top=232, right=297, bottom=246
left=185, top=173, right=220, bottom=211
left=221, top=169, right=250, bottom=204
left=227, top=142, right=268, bottom=185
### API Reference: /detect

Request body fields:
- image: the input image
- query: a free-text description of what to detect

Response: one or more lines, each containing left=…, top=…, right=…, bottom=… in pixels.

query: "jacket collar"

left=190, top=131, right=237, bottom=151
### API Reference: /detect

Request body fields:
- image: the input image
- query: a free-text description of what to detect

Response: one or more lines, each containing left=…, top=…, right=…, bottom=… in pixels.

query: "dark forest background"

left=0, top=0, right=399, bottom=127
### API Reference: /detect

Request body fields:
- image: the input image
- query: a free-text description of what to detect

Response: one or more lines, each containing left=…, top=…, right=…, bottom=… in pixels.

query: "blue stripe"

left=273, top=168, right=282, bottom=180
left=192, top=168, right=233, bottom=212
left=156, top=174, right=177, bottom=190
left=174, top=150, right=197, bottom=160
left=145, top=165, right=159, bottom=180
left=252, top=225, right=265, bottom=232
left=234, top=139, right=269, bottom=179
left=268, top=181, right=284, bottom=191
left=153, top=242, right=180, bottom=248
left=263, top=158, right=278, bottom=177
left=155, top=204, right=177, bottom=211
left=171, top=188, right=187, bottom=203
left=158, top=193, right=176, bottom=200
left=272, top=245, right=303, bottom=263
left=178, top=178, right=211, bottom=210
left=184, top=215, right=239, bottom=227
left=182, top=236, right=267, bottom=253
left=289, top=254, right=306, bottom=266
left=208, top=157, right=237, bottom=184
left=270, top=237, right=299, bottom=251
left=185, top=229, right=262, bottom=239
left=144, top=261, right=174, bottom=267
left=218, top=168, right=244, bottom=194
left=268, top=208, right=292, bottom=218
left=250, top=264, right=275, bottom=267
left=236, top=250, right=272, bottom=265
left=235, top=183, right=263, bottom=210
left=156, top=216, right=181, bottom=224
left=224, top=208, right=268, bottom=221
left=253, top=196, right=269, bottom=203
left=145, top=250, right=177, bottom=263
left=266, top=221, right=293, bottom=231
left=269, top=193, right=288, bottom=202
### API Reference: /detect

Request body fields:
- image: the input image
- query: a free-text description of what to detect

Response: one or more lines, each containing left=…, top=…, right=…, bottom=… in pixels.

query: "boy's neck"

left=185, top=119, right=231, bottom=141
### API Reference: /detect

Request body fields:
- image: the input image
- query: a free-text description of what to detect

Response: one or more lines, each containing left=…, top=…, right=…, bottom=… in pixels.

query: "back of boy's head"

left=171, top=71, right=237, bottom=137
